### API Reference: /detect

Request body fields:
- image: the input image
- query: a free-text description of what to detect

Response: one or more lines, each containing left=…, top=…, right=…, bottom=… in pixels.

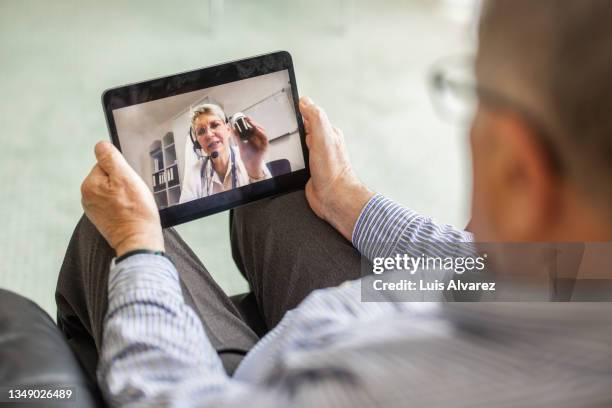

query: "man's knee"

left=56, top=214, right=114, bottom=351
left=232, top=190, right=316, bottom=241
left=72, top=214, right=109, bottom=253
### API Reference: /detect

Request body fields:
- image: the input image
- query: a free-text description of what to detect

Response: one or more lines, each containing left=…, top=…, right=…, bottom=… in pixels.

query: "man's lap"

left=56, top=190, right=361, bottom=378
left=231, top=190, right=362, bottom=328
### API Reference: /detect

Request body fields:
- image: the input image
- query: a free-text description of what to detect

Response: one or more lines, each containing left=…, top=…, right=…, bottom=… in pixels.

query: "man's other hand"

left=81, top=141, right=164, bottom=257
left=299, top=97, right=374, bottom=241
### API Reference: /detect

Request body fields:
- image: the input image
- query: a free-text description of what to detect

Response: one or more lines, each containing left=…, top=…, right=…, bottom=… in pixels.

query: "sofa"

left=0, top=288, right=103, bottom=407
left=0, top=285, right=265, bottom=408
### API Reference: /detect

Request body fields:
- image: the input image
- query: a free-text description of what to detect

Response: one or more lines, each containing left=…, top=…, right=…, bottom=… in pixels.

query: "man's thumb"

left=300, top=98, right=333, bottom=139
left=95, top=141, right=131, bottom=177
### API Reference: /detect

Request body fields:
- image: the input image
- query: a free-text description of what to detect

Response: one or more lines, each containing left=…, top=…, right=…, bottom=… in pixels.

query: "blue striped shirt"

left=98, top=194, right=612, bottom=407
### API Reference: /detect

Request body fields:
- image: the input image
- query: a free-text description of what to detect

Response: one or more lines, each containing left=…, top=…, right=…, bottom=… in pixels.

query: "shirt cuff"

left=108, top=253, right=181, bottom=298
left=351, top=194, right=420, bottom=260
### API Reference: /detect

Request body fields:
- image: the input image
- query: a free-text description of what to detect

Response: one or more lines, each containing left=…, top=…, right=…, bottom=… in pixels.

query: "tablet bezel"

left=102, top=51, right=309, bottom=228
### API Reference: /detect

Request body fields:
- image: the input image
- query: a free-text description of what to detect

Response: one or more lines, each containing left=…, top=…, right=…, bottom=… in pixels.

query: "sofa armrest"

left=0, top=289, right=104, bottom=407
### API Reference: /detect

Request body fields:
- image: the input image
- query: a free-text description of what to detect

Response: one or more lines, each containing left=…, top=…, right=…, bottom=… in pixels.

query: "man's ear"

left=473, top=110, right=561, bottom=241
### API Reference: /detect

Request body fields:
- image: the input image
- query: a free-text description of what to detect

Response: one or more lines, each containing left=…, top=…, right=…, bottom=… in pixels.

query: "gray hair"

left=478, top=0, right=612, bottom=204
left=190, top=103, right=227, bottom=127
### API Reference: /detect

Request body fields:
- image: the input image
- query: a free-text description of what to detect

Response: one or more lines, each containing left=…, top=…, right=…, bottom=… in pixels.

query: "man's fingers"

left=300, top=97, right=327, bottom=124
left=332, top=126, right=345, bottom=141
left=302, top=117, right=311, bottom=134
left=299, top=96, right=321, bottom=123
left=299, top=97, right=315, bottom=130
left=299, top=96, right=335, bottom=144
left=94, top=141, right=133, bottom=179
left=81, top=164, right=108, bottom=202
left=85, top=164, right=107, bottom=188
left=299, top=96, right=313, bottom=108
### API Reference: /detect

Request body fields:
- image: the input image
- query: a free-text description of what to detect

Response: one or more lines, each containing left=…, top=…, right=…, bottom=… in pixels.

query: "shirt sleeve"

left=98, top=254, right=391, bottom=408
left=352, top=194, right=473, bottom=262
left=98, top=254, right=236, bottom=406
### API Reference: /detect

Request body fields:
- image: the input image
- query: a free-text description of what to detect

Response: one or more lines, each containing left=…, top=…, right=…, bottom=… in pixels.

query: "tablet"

left=102, top=51, right=309, bottom=228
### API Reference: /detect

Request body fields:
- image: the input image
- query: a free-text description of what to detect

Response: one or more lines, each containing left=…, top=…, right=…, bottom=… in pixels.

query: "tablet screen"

left=103, top=52, right=309, bottom=227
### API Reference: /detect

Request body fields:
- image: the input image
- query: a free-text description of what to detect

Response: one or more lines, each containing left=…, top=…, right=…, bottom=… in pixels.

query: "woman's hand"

left=81, top=141, right=164, bottom=257
left=235, top=117, right=269, bottom=179
left=299, top=96, right=374, bottom=242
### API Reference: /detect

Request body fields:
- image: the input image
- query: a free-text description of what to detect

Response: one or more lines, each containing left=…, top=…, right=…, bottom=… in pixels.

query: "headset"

left=189, top=123, right=238, bottom=196
left=189, top=125, right=219, bottom=160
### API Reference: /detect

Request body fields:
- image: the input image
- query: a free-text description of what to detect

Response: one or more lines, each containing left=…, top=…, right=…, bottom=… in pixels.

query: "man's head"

left=470, top=0, right=612, bottom=241
left=191, top=103, right=232, bottom=159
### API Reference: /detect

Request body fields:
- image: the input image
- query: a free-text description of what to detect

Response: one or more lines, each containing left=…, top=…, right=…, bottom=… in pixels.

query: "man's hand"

left=299, top=97, right=374, bottom=241
left=81, top=141, right=164, bottom=257
left=235, top=117, right=269, bottom=179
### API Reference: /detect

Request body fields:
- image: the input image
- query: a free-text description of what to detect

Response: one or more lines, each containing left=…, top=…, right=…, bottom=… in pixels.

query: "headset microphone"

left=190, top=128, right=221, bottom=160
left=190, top=126, right=238, bottom=196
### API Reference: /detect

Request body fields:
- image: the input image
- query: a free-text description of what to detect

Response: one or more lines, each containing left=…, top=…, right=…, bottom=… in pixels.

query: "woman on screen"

left=179, top=103, right=271, bottom=202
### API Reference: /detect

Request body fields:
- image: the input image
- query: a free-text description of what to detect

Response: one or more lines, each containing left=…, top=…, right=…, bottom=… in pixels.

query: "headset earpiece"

left=190, top=127, right=202, bottom=150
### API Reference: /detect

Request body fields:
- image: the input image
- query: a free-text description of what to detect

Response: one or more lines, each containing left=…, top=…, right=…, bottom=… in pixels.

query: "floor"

left=0, top=0, right=476, bottom=317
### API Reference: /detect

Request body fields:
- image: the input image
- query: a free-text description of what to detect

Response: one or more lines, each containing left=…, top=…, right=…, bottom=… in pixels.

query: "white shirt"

left=179, top=144, right=271, bottom=203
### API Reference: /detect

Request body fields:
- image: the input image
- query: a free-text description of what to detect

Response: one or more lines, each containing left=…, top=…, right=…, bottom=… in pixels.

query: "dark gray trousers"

left=55, top=191, right=362, bottom=380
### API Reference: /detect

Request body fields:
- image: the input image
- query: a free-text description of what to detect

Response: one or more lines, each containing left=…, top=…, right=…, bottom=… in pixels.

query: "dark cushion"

left=0, top=289, right=104, bottom=407
left=266, top=159, right=291, bottom=177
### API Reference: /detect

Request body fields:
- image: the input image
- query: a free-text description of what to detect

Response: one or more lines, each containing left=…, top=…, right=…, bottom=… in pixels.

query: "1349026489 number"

left=2, top=387, right=75, bottom=402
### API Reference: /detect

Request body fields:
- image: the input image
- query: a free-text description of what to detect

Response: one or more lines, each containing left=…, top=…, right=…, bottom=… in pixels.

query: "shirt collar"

left=207, top=145, right=236, bottom=186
